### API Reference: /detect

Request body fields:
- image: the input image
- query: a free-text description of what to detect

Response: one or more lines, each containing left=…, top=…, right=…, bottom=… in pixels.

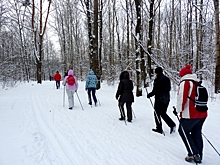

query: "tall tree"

left=92, top=0, right=101, bottom=89
left=147, top=0, right=154, bottom=79
left=134, top=0, right=142, bottom=96
left=214, top=0, right=220, bottom=93
left=31, top=0, right=52, bottom=84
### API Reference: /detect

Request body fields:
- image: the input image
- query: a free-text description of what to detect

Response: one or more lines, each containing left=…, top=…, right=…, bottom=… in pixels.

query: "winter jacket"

left=176, top=74, right=208, bottom=119
left=116, top=71, right=134, bottom=103
left=54, top=72, right=61, bottom=81
left=62, top=70, right=78, bottom=91
left=85, top=70, right=98, bottom=89
left=148, top=73, right=171, bottom=104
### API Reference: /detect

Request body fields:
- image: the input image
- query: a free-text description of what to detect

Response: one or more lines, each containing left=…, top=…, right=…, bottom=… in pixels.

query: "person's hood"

left=68, top=70, right=74, bottom=76
left=180, top=73, right=198, bottom=82
left=120, top=71, right=129, bottom=80
left=89, top=70, right=94, bottom=75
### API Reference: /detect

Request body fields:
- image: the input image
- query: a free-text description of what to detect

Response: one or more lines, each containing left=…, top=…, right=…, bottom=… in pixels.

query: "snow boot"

left=185, top=155, right=194, bottom=163
left=119, top=117, right=125, bottom=121
left=170, top=126, right=176, bottom=134
left=194, top=154, right=202, bottom=163
left=152, top=128, right=162, bottom=134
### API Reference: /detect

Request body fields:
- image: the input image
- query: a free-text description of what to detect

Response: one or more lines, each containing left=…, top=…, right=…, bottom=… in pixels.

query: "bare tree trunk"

left=169, top=0, right=174, bottom=67
left=135, top=0, right=142, bottom=97
left=92, top=0, right=101, bottom=89
left=147, top=0, right=154, bottom=79
left=86, top=0, right=93, bottom=68
left=198, top=0, right=204, bottom=71
left=99, top=0, right=103, bottom=80
left=126, top=0, right=130, bottom=63
left=32, top=0, right=51, bottom=84
left=214, top=0, right=220, bottom=93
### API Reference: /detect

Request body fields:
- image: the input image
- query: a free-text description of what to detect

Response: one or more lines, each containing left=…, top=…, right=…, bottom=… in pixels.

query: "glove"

left=147, top=92, right=153, bottom=98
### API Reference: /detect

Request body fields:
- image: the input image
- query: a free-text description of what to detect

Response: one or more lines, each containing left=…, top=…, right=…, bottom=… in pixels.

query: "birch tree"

left=134, top=0, right=142, bottom=96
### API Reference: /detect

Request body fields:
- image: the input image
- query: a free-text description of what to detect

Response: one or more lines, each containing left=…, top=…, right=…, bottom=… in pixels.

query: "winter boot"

left=152, top=128, right=162, bottom=134
left=119, top=117, right=125, bottom=121
left=194, top=154, right=202, bottom=163
left=127, top=119, right=132, bottom=123
left=185, top=155, right=194, bottom=163
left=170, top=126, right=176, bottom=134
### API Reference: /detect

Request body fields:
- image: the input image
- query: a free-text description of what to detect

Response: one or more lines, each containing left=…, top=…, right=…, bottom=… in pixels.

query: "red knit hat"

left=179, top=64, right=192, bottom=77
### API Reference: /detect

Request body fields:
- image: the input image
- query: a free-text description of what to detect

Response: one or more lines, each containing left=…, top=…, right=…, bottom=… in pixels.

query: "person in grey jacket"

left=85, top=70, right=98, bottom=106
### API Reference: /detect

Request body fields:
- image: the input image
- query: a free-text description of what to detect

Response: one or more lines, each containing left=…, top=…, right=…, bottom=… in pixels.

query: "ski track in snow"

left=0, top=81, right=220, bottom=165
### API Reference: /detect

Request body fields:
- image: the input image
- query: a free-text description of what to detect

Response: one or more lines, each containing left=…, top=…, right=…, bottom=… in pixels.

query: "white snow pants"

left=66, top=90, right=75, bottom=108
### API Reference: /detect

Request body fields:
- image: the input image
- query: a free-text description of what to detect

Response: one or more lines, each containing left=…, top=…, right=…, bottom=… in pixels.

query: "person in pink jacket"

left=62, top=70, right=79, bottom=110
left=176, top=64, right=208, bottom=164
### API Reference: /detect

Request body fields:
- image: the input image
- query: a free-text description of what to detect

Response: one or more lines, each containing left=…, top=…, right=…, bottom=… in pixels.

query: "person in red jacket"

left=176, top=64, right=208, bottom=164
left=54, top=71, right=61, bottom=89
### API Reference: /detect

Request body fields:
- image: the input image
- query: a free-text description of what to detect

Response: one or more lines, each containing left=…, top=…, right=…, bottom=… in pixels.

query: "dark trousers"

left=119, top=102, right=132, bottom=121
left=178, top=118, right=206, bottom=157
left=87, top=88, right=97, bottom=104
left=56, top=81, right=60, bottom=89
left=154, top=102, right=176, bottom=131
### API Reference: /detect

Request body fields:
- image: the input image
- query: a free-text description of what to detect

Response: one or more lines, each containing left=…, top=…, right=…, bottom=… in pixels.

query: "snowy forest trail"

left=0, top=81, right=220, bottom=165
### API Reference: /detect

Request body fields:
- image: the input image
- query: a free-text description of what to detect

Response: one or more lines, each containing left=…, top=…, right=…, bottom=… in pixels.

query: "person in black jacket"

left=147, top=67, right=176, bottom=134
left=115, top=71, right=134, bottom=122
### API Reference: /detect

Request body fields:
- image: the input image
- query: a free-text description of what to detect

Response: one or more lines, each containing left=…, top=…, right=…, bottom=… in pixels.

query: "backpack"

left=67, top=75, right=75, bottom=85
left=183, top=80, right=208, bottom=112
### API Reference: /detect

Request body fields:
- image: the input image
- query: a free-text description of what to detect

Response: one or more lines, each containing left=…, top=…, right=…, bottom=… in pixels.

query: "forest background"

left=1, top=0, right=220, bottom=97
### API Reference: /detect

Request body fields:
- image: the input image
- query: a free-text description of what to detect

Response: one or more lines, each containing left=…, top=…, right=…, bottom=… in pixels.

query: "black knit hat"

left=155, top=67, right=163, bottom=74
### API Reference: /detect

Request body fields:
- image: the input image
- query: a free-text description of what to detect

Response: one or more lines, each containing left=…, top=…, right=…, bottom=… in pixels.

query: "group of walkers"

left=116, top=65, right=208, bottom=164
left=53, top=69, right=98, bottom=110
left=53, top=64, right=208, bottom=164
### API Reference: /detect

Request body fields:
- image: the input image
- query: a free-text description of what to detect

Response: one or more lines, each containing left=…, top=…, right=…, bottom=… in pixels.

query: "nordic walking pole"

left=146, top=87, right=165, bottom=136
left=132, top=107, right=136, bottom=118
left=96, top=92, right=101, bottom=106
left=63, top=85, right=66, bottom=107
left=76, top=91, right=84, bottom=110
left=173, top=106, right=198, bottom=164
left=202, top=133, right=220, bottom=156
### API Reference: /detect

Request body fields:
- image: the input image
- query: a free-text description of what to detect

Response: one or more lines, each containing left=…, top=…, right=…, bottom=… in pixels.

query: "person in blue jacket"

left=85, top=70, right=98, bottom=106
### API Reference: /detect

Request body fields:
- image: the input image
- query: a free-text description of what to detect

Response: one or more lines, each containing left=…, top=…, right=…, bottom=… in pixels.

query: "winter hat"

left=155, top=67, right=163, bottom=74
left=89, top=70, right=94, bottom=75
left=179, top=64, right=192, bottom=77
left=68, top=69, right=74, bottom=76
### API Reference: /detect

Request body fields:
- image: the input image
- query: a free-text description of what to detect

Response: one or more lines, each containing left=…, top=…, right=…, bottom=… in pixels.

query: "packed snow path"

left=0, top=81, right=220, bottom=165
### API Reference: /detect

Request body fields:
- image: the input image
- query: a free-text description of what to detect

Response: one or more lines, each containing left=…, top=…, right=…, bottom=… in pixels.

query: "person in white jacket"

left=176, top=64, right=208, bottom=164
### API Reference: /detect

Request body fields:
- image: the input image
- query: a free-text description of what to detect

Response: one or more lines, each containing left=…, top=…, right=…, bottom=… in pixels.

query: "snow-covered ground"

left=0, top=81, right=220, bottom=165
